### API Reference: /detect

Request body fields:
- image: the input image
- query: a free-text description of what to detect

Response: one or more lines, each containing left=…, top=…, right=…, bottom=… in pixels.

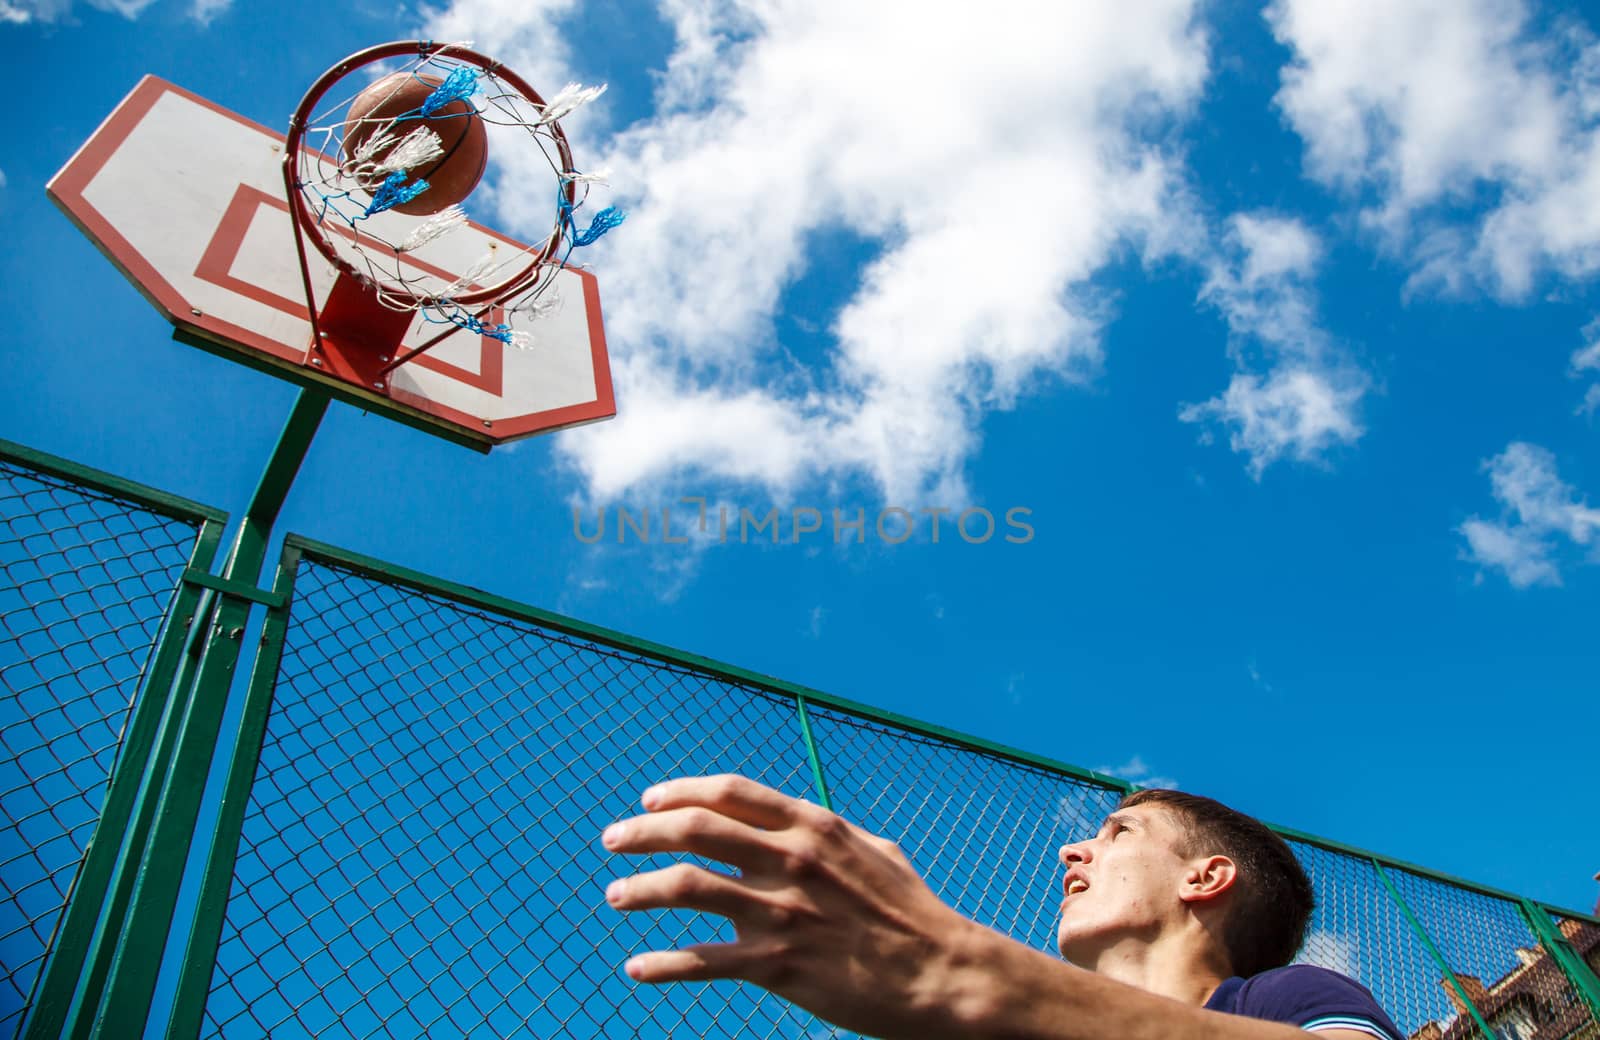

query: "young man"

left=602, top=775, right=1403, bottom=1039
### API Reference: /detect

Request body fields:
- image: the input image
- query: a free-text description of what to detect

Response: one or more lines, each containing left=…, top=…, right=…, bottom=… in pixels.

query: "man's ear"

left=1178, top=855, right=1238, bottom=906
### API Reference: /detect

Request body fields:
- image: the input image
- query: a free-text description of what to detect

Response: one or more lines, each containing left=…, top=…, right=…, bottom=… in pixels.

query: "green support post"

left=1519, top=898, right=1600, bottom=1019
left=211, top=388, right=331, bottom=584
left=794, top=694, right=834, bottom=812
left=22, top=522, right=225, bottom=1040
left=1372, top=861, right=1496, bottom=1040
left=164, top=546, right=302, bottom=1040
left=53, top=389, right=328, bottom=1039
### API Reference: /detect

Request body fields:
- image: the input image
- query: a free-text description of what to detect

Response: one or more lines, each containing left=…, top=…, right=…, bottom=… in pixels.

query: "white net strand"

left=398, top=206, right=468, bottom=253
left=289, top=44, right=622, bottom=348
left=535, top=83, right=608, bottom=126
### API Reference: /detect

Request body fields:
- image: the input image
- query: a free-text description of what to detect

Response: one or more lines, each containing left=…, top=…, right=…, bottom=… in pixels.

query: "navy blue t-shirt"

left=1205, top=965, right=1403, bottom=1038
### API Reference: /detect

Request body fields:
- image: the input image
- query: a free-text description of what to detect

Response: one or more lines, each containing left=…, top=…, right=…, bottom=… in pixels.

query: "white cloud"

left=0, top=0, right=158, bottom=20
left=1181, top=369, right=1365, bottom=477
left=189, top=0, right=227, bottom=25
left=421, top=0, right=580, bottom=110
left=0, top=169, right=7, bottom=190
left=423, top=0, right=1211, bottom=503
left=1459, top=441, right=1600, bottom=587
left=1267, top=0, right=1600, bottom=299
left=1095, top=755, right=1180, bottom=790
left=1297, top=928, right=1361, bottom=978
left=1572, top=316, right=1600, bottom=417
left=1459, top=517, right=1559, bottom=587
left=1180, top=213, right=1365, bottom=476
left=1579, top=384, right=1600, bottom=418
left=806, top=605, right=824, bottom=639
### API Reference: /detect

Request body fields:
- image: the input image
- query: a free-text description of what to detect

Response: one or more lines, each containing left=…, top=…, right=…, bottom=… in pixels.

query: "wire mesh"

left=198, top=558, right=828, bottom=1039
left=1548, top=911, right=1600, bottom=1018
left=1388, top=869, right=1600, bottom=1040
left=0, top=459, right=205, bottom=1037
left=1287, top=843, right=1483, bottom=1039
left=803, top=705, right=1122, bottom=954
left=188, top=547, right=1600, bottom=1040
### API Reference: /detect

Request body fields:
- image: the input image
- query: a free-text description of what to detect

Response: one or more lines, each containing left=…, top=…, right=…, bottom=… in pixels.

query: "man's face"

left=1055, top=804, right=1195, bottom=964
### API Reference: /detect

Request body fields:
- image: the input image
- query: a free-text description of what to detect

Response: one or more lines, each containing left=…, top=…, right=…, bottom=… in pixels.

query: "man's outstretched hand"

left=601, top=774, right=988, bottom=1040
left=601, top=775, right=1341, bottom=1040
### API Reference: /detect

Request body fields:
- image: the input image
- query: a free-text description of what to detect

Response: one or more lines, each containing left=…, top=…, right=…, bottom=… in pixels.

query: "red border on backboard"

left=46, top=75, right=616, bottom=446
left=194, top=185, right=506, bottom=395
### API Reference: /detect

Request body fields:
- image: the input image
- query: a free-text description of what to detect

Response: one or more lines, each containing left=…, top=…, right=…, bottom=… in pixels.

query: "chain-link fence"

left=1288, top=843, right=1474, bottom=1038
left=195, top=554, right=825, bottom=1040
left=3, top=442, right=1598, bottom=1040
left=0, top=442, right=225, bottom=1038
left=1552, top=912, right=1600, bottom=1036
left=179, top=541, right=1600, bottom=1040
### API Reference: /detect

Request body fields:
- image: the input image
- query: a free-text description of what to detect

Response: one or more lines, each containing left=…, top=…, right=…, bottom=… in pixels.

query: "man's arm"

left=602, top=775, right=1376, bottom=1040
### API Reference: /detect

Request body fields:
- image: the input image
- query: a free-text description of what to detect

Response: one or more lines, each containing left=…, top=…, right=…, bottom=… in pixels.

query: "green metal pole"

left=794, top=694, right=834, bottom=812
left=54, top=587, right=218, bottom=1040
left=57, top=389, right=328, bottom=1039
left=221, top=389, right=331, bottom=583
left=22, top=521, right=224, bottom=1040
left=1372, top=860, right=1496, bottom=1039
left=163, top=547, right=301, bottom=1040
left=1519, top=898, right=1600, bottom=1019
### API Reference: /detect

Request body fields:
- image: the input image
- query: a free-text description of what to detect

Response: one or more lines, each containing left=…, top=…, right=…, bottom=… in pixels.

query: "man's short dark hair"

left=1119, top=789, right=1314, bottom=977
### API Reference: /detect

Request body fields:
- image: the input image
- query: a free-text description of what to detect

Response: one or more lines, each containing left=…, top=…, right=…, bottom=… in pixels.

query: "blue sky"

left=3, top=0, right=1598, bottom=930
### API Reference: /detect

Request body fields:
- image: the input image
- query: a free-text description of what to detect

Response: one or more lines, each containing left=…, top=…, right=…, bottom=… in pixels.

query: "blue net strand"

left=420, top=68, right=479, bottom=117
left=568, top=206, right=626, bottom=248
left=556, top=185, right=628, bottom=253
left=293, top=63, right=625, bottom=348
left=365, top=172, right=429, bottom=217
left=419, top=305, right=516, bottom=346
left=461, top=316, right=515, bottom=345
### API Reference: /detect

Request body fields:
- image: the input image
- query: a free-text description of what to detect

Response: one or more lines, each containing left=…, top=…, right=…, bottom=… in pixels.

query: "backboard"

left=48, top=76, right=616, bottom=452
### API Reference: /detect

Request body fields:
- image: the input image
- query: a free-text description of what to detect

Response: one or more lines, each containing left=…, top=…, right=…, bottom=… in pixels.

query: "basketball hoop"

left=282, top=40, right=621, bottom=359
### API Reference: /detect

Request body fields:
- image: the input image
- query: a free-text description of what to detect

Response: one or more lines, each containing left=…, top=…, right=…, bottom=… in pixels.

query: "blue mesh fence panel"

left=0, top=458, right=205, bottom=1037
left=1388, top=869, right=1600, bottom=1040
left=1289, top=843, right=1485, bottom=1039
left=197, top=557, right=826, bottom=1039
left=802, top=705, right=1122, bottom=952
left=178, top=546, right=1600, bottom=1040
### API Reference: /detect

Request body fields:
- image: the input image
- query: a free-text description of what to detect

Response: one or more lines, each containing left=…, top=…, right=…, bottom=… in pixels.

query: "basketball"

left=343, top=72, right=488, bottom=216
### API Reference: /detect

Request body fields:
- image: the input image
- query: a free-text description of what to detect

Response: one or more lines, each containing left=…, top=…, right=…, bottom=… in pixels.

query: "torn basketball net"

left=285, top=42, right=623, bottom=351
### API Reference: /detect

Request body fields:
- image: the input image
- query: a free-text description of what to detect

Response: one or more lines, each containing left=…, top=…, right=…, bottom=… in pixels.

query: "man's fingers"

left=602, top=806, right=785, bottom=871
left=606, top=861, right=776, bottom=922
left=639, top=775, right=811, bottom=830
left=624, top=942, right=758, bottom=984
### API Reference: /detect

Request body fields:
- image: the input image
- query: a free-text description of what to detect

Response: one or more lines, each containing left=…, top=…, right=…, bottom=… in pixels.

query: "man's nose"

left=1059, top=840, right=1093, bottom=867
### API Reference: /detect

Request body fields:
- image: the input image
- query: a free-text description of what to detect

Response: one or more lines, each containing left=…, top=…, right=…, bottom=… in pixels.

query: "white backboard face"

left=48, top=76, right=615, bottom=450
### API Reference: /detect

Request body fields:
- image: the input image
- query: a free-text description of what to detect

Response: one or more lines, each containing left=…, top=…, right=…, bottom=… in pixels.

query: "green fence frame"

left=0, top=439, right=228, bottom=1040
left=164, top=534, right=1600, bottom=1039
left=164, top=543, right=302, bottom=1040
left=5, top=441, right=1599, bottom=1039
